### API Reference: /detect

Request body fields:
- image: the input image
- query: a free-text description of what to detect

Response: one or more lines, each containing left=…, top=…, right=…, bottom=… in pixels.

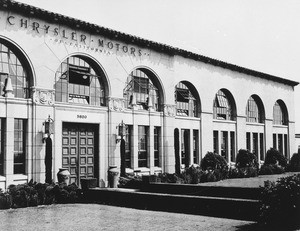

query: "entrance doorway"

left=62, top=123, right=99, bottom=186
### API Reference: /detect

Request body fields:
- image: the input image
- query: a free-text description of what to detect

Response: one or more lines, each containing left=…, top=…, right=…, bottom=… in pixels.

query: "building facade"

left=0, top=0, right=298, bottom=189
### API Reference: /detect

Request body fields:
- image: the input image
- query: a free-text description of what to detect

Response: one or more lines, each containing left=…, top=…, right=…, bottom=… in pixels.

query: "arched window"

left=175, top=82, right=199, bottom=117
left=246, top=95, right=264, bottom=123
left=123, top=69, right=161, bottom=111
left=213, top=89, right=235, bottom=120
left=0, top=42, right=30, bottom=98
left=55, top=56, right=106, bottom=106
left=273, top=100, right=288, bottom=125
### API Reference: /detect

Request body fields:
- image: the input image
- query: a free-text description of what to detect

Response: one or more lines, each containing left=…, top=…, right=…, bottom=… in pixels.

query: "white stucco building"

left=0, top=0, right=298, bottom=189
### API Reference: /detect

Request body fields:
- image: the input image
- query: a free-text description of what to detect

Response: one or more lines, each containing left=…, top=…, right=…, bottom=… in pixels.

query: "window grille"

left=55, top=57, right=105, bottom=106
left=175, top=82, right=197, bottom=117
left=0, top=43, right=29, bottom=98
left=14, top=119, right=26, bottom=174
left=213, top=90, right=234, bottom=120
left=246, top=96, right=263, bottom=123
left=123, top=69, right=159, bottom=111
left=138, top=126, right=148, bottom=167
left=273, top=101, right=287, bottom=125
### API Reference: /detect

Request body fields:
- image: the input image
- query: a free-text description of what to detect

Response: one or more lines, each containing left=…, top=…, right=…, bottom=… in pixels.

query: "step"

left=140, top=182, right=261, bottom=200
left=86, top=188, right=259, bottom=221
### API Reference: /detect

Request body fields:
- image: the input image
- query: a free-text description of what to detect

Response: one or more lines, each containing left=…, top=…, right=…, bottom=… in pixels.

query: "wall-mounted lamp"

left=42, top=115, right=54, bottom=143
left=116, top=120, right=126, bottom=143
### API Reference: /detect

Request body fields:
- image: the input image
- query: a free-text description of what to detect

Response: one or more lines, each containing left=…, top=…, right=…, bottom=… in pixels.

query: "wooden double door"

left=62, top=123, right=99, bottom=186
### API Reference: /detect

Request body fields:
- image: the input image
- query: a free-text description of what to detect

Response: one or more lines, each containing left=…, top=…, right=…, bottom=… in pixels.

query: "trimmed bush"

left=259, top=174, right=300, bottom=229
left=229, top=149, right=259, bottom=178
left=259, top=164, right=285, bottom=175
left=229, top=166, right=258, bottom=178
left=119, top=174, right=143, bottom=188
left=288, top=152, right=300, bottom=172
left=200, top=152, right=229, bottom=182
left=0, top=181, right=83, bottom=210
left=264, top=148, right=287, bottom=167
left=0, top=189, right=12, bottom=209
left=236, top=149, right=258, bottom=168
left=200, top=152, right=227, bottom=171
left=180, top=165, right=202, bottom=184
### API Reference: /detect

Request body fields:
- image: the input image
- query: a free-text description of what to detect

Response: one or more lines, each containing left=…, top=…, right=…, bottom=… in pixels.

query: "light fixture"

left=116, top=120, right=126, bottom=143
left=42, top=115, right=54, bottom=143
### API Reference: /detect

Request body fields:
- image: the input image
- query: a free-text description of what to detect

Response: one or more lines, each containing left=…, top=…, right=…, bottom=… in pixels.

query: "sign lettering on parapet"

left=4, top=14, right=149, bottom=57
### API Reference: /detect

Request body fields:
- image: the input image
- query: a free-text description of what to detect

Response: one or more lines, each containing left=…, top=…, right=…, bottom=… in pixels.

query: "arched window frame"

left=123, top=69, right=161, bottom=111
left=175, top=81, right=199, bottom=117
left=273, top=101, right=288, bottom=125
left=246, top=96, right=264, bottom=123
left=0, top=42, right=30, bottom=98
left=213, top=89, right=235, bottom=120
left=55, top=56, right=106, bottom=106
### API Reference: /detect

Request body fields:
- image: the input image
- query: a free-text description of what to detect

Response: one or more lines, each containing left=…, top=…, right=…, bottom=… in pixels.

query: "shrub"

left=0, top=189, right=12, bottom=209
left=200, top=152, right=228, bottom=182
left=118, top=174, right=143, bottom=188
left=236, top=149, right=258, bottom=168
left=180, top=165, right=202, bottom=184
left=288, top=152, right=300, bottom=172
left=200, top=152, right=228, bottom=171
left=229, top=166, right=258, bottom=178
left=157, top=173, right=183, bottom=184
left=259, top=164, right=285, bottom=175
left=259, top=174, right=300, bottom=229
left=0, top=181, right=83, bottom=209
left=264, top=148, right=287, bottom=167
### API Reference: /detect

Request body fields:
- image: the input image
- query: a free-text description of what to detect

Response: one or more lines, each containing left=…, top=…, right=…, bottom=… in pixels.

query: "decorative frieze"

left=32, top=88, right=55, bottom=105
left=164, top=104, right=176, bottom=117
left=108, top=97, right=125, bottom=112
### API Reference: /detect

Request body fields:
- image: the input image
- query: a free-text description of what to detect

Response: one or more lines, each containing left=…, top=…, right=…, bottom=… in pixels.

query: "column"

left=163, top=104, right=176, bottom=173
left=201, top=111, right=213, bottom=156
left=4, top=117, right=14, bottom=187
left=132, top=124, right=139, bottom=169
left=236, top=115, right=246, bottom=152
left=265, top=119, right=273, bottom=151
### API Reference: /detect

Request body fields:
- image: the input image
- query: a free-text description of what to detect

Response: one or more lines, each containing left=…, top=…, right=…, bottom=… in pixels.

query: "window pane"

left=54, top=57, right=105, bottom=106
left=0, top=43, right=29, bottom=98
left=14, top=119, right=26, bottom=174
left=138, top=126, right=148, bottom=167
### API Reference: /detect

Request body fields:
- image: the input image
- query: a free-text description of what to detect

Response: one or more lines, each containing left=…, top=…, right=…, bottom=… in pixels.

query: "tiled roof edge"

left=1, top=0, right=299, bottom=87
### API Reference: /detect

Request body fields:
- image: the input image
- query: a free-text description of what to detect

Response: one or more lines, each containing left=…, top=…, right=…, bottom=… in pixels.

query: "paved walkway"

left=200, top=172, right=300, bottom=188
left=0, top=173, right=299, bottom=231
left=0, top=204, right=258, bottom=231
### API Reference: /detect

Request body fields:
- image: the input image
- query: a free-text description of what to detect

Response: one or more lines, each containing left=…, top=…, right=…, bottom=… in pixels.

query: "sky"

left=13, top=0, right=300, bottom=132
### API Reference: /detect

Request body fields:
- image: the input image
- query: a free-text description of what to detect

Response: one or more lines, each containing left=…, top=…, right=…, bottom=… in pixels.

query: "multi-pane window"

left=214, top=130, right=234, bottom=162
left=193, top=130, right=199, bottom=164
left=246, top=96, right=263, bottom=123
left=175, top=82, right=198, bottom=117
left=124, top=69, right=160, bottom=111
left=181, top=129, right=190, bottom=167
left=213, top=130, right=219, bottom=154
left=273, top=101, right=287, bottom=125
left=273, top=133, right=288, bottom=157
left=213, top=90, right=234, bottom=120
left=260, top=133, right=264, bottom=161
left=230, top=131, right=235, bottom=162
left=221, top=131, right=228, bottom=160
left=154, top=127, right=160, bottom=167
left=0, top=119, right=4, bottom=175
left=14, top=119, right=26, bottom=174
left=55, top=56, right=106, bottom=106
left=0, top=43, right=29, bottom=98
left=138, top=126, right=148, bottom=167
left=125, top=125, right=132, bottom=168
